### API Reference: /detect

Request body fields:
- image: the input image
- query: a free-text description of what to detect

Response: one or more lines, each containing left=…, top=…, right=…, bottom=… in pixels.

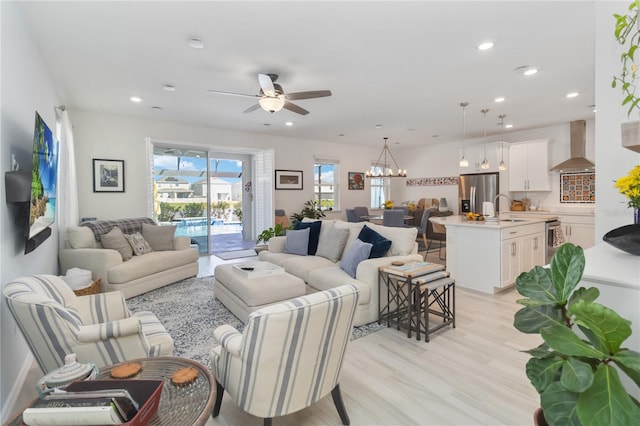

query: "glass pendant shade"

left=459, top=102, right=469, bottom=167
left=498, top=114, right=507, bottom=171
left=480, top=108, right=490, bottom=169
left=459, top=157, right=469, bottom=167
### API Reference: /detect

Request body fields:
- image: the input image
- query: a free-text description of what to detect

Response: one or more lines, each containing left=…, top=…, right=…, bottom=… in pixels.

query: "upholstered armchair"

left=210, top=284, right=360, bottom=426
left=3, top=275, right=173, bottom=374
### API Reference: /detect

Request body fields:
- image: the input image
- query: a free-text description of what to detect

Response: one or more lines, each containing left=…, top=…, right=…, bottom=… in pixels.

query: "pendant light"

left=498, top=114, right=507, bottom=171
left=459, top=102, right=469, bottom=167
left=480, top=108, right=490, bottom=169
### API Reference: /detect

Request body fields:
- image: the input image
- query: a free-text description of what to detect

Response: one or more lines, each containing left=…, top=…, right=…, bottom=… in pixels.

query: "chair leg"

left=438, top=238, right=445, bottom=260
left=212, top=380, right=225, bottom=418
left=264, top=418, right=273, bottom=426
left=331, top=384, right=351, bottom=425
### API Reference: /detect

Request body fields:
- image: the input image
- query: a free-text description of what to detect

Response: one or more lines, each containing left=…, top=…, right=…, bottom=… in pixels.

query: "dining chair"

left=352, top=206, right=369, bottom=222
left=345, top=208, right=358, bottom=222
left=429, top=218, right=447, bottom=260
left=383, top=209, right=405, bottom=227
left=417, top=209, right=432, bottom=258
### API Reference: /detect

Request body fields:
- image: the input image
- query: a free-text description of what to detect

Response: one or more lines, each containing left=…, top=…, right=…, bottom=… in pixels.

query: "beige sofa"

left=59, top=218, right=199, bottom=298
left=258, top=219, right=423, bottom=326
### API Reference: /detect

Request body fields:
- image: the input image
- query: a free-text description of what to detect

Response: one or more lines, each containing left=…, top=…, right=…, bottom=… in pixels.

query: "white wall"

left=1, top=2, right=62, bottom=418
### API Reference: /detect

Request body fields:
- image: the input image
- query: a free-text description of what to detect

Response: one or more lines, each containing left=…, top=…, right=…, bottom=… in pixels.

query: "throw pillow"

left=67, top=226, right=100, bottom=249
left=142, top=223, right=176, bottom=251
left=340, top=238, right=373, bottom=278
left=293, top=220, right=322, bottom=255
left=316, top=226, right=350, bottom=262
left=358, top=225, right=392, bottom=258
left=284, top=228, right=310, bottom=256
left=100, top=226, right=133, bottom=261
left=124, top=232, right=153, bottom=256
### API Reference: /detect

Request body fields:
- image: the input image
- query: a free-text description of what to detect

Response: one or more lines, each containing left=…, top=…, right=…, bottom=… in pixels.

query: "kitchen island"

left=431, top=215, right=549, bottom=294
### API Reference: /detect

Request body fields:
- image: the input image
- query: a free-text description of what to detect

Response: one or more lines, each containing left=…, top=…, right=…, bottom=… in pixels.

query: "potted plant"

left=290, top=200, right=326, bottom=224
left=613, top=1, right=640, bottom=152
left=256, top=223, right=287, bottom=245
left=513, top=243, right=640, bottom=425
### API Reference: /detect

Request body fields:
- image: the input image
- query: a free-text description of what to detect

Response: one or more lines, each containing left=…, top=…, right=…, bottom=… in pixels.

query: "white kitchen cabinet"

left=508, top=139, right=551, bottom=191
left=500, top=224, right=545, bottom=288
left=558, top=213, right=595, bottom=249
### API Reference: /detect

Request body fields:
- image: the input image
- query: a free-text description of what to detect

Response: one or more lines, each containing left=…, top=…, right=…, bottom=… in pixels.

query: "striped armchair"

left=210, top=284, right=359, bottom=426
left=3, top=275, right=173, bottom=374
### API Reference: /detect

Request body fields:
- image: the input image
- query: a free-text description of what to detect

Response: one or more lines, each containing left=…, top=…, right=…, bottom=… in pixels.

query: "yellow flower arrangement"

left=383, top=200, right=394, bottom=209
left=614, top=165, right=640, bottom=209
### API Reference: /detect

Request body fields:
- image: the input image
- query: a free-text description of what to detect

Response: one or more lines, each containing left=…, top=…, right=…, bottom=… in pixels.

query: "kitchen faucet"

left=494, top=193, right=511, bottom=218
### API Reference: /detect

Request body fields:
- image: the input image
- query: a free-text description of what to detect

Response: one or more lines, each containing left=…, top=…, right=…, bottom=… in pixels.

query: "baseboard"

left=1, top=352, right=35, bottom=423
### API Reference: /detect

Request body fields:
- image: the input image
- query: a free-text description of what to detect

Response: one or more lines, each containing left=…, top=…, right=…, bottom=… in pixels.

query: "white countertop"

left=505, top=209, right=595, bottom=217
left=431, top=215, right=549, bottom=229
left=582, top=243, right=640, bottom=289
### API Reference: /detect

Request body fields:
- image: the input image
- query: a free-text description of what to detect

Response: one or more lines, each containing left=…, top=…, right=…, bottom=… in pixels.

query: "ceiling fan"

left=208, top=73, right=332, bottom=115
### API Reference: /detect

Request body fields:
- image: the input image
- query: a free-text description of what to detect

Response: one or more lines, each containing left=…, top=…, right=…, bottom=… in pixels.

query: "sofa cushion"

left=101, top=226, right=133, bottom=260
left=124, top=232, right=153, bottom=256
left=67, top=226, right=100, bottom=249
left=367, top=222, right=418, bottom=256
left=340, top=239, right=372, bottom=278
left=358, top=225, right=392, bottom=258
left=142, top=223, right=176, bottom=251
left=293, top=220, right=321, bottom=255
left=280, top=255, right=336, bottom=282
left=316, top=226, right=349, bottom=262
left=334, top=220, right=365, bottom=254
left=284, top=228, right=310, bottom=256
left=307, top=267, right=370, bottom=305
left=108, top=249, right=198, bottom=284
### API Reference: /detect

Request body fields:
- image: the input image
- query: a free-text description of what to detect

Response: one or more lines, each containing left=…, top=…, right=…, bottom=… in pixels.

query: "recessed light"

left=188, top=38, right=204, bottom=49
left=432, top=134, right=439, bottom=138
left=263, top=123, right=271, bottom=126
left=130, top=96, right=143, bottom=103
left=505, top=124, right=513, bottom=129
left=566, top=92, right=579, bottom=98
left=375, top=124, right=382, bottom=129
left=515, top=66, right=538, bottom=76
left=163, top=85, right=176, bottom=92
left=478, top=41, right=494, bottom=51
left=494, top=97, right=505, bottom=103
left=285, top=121, right=293, bottom=126
left=151, top=106, right=163, bottom=110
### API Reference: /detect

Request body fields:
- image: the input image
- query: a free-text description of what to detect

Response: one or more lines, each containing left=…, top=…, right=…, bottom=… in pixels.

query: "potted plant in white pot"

left=513, top=243, right=640, bottom=425
left=613, top=0, right=640, bottom=152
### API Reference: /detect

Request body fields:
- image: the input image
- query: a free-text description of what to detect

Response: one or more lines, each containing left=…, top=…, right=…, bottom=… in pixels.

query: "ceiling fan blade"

left=283, top=101, right=309, bottom=115
left=243, top=104, right=261, bottom=113
left=207, top=89, right=259, bottom=99
left=258, top=73, right=276, bottom=97
left=285, top=90, right=332, bottom=101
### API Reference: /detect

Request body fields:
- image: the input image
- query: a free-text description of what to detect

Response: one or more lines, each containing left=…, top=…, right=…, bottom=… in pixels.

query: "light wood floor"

left=13, top=252, right=542, bottom=425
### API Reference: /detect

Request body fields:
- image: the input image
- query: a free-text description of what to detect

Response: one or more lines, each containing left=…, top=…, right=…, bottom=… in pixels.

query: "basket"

left=73, top=278, right=101, bottom=296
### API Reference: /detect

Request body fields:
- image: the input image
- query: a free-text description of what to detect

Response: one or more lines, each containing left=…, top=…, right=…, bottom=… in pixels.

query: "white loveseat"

left=258, top=219, right=423, bottom=326
left=59, top=218, right=199, bottom=298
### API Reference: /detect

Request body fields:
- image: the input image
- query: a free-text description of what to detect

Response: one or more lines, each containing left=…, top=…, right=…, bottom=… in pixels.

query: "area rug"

left=127, top=276, right=385, bottom=365
left=214, top=249, right=257, bottom=260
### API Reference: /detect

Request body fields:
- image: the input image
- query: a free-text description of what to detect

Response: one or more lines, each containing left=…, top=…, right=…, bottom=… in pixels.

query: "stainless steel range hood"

left=550, top=120, right=595, bottom=172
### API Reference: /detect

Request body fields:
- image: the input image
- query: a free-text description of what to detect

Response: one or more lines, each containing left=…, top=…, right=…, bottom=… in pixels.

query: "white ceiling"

left=21, top=1, right=596, bottom=149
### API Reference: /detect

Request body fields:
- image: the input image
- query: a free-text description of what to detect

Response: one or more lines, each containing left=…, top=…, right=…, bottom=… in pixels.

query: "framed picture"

left=93, top=159, right=125, bottom=192
left=275, top=170, right=303, bottom=190
left=348, top=172, right=365, bottom=190
left=560, top=172, right=595, bottom=203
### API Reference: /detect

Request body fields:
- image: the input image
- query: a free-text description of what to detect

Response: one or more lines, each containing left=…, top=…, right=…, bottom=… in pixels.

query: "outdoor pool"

left=173, top=218, right=243, bottom=236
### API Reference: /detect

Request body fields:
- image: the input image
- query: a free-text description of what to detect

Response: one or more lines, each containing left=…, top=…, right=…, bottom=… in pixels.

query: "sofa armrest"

left=267, top=236, right=286, bottom=253
left=75, top=317, right=141, bottom=342
left=173, top=235, right=191, bottom=250
left=213, top=324, right=243, bottom=357
left=72, top=291, right=130, bottom=324
left=59, top=248, right=123, bottom=285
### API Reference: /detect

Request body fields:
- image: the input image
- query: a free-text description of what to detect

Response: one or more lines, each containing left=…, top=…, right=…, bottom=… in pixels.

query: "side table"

left=4, top=356, right=215, bottom=426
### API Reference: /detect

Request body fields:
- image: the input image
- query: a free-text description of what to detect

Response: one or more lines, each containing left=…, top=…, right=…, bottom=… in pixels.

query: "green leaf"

left=568, top=286, right=599, bottom=306
left=540, top=382, right=580, bottom=426
left=514, top=305, right=564, bottom=334
left=541, top=324, right=605, bottom=359
left=569, top=301, right=632, bottom=354
left=550, top=244, right=585, bottom=303
left=560, top=357, right=594, bottom=393
left=576, top=364, right=640, bottom=426
left=612, top=349, right=640, bottom=387
left=527, top=357, right=563, bottom=393
left=515, top=265, right=558, bottom=302
left=525, top=343, right=555, bottom=359
left=516, top=297, right=557, bottom=307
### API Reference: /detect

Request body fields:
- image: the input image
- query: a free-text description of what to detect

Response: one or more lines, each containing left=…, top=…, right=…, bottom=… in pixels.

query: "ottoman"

left=214, top=262, right=306, bottom=322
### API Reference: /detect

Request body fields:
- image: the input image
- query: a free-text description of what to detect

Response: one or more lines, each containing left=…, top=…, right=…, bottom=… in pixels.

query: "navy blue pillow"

left=357, top=225, right=392, bottom=258
left=293, top=220, right=322, bottom=255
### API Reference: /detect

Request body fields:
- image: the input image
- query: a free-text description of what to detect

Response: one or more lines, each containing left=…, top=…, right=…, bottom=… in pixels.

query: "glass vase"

left=635, top=207, right=640, bottom=225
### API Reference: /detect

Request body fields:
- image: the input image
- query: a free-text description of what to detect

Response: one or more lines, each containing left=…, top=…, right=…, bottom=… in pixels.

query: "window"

left=314, top=159, right=339, bottom=211
left=369, top=165, right=390, bottom=208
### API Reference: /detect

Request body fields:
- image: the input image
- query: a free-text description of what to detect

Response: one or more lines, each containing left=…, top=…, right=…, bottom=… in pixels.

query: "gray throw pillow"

left=100, top=226, right=133, bottom=261
left=284, top=228, right=310, bottom=256
left=316, top=226, right=350, bottom=262
left=142, top=223, right=176, bottom=251
left=124, top=232, right=153, bottom=256
left=340, top=238, right=373, bottom=278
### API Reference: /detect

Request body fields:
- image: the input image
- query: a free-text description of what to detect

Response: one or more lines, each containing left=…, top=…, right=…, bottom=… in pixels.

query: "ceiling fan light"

left=259, top=96, right=285, bottom=113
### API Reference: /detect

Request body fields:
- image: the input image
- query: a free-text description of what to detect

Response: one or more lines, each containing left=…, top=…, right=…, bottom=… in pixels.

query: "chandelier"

left=365, top=137, right=407, bottom=178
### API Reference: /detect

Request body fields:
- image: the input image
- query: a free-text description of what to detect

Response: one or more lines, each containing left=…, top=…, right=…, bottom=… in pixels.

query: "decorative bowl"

left=603, top=224, right=640, bottom=256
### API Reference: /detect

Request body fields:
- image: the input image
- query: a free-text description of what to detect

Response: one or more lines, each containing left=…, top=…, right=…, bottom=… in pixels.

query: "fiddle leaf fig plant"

left=514, top=243, right=640, bottom=426
left=612, top=0, right=640, bottom=116
left=256, top=223, right=288, bottom=245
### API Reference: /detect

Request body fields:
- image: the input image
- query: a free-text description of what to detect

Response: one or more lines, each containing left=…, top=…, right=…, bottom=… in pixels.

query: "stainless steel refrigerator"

left=458, top=172, right=499, bottom=214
